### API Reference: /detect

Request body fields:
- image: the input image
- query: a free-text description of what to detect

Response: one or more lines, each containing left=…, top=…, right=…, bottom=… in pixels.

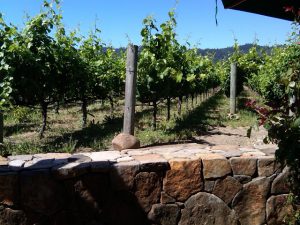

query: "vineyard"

left=0, top=1, right=299, bottom=159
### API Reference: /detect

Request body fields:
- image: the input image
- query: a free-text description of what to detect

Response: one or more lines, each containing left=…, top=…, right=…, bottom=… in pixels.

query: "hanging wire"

left=215, top=0, right=218, bottom=26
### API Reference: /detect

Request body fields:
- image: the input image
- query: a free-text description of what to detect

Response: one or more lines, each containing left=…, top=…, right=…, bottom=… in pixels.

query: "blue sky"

left=0, top=0, right=293, bottom=48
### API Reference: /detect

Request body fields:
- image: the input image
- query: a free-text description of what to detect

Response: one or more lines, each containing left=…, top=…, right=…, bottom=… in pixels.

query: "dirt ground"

left=195, top=126, right=277, bottom=150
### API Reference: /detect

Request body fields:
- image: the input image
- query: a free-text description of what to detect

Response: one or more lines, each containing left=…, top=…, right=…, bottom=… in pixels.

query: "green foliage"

left=248, top=46, right=286, bottom=105
left=268, top=29, right=300, bottom=195
left=247, top=23, right=300, bottom=223
left=8, top=106, right=39, bottom=123
left=221, top=41, right=266, bottom=98
left=0, top=14, right=14, bottom=111
left=0, top=0, right=126, bottom=136
left=138, top=10, right=220, bottom=128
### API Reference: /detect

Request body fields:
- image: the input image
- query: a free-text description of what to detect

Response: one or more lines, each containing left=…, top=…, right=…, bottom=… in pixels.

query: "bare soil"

left=195, top=126, right=277, bottom=149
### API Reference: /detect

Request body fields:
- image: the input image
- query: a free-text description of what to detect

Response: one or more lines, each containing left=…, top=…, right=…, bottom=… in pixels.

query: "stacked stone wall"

left=0, top=144, right=293, bottom=225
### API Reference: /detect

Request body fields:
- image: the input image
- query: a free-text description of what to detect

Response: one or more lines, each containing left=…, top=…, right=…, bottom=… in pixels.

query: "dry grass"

left=2, top=89, right=260, bottom=155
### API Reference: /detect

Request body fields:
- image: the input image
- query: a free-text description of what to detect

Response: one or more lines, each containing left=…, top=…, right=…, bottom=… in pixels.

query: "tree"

left=9, top=1, right=59, bottom=138
left=138, top=11, right=180, bottom=128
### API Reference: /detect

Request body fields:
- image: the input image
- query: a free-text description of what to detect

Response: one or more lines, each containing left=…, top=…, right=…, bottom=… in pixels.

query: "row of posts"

left=0, top=46, right=233, bottom=144
left=0, top=46, right=232, bottom=145
left=1, top=47, right=292, bottom=144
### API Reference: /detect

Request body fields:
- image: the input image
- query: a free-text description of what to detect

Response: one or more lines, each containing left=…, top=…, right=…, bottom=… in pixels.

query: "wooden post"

left=123, top=44, right=138, bottom=135
left=230, top=63, right=237, bottom=114
left=0, top=111, right=3, bottom=144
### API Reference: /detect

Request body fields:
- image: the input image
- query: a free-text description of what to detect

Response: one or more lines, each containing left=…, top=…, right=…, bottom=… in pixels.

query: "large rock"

left=212, top=176, right=242, bottom=204
left=232, top=177, right=270, bottom=225
left=230, top=157, right=257, bottom=176
left=148, top=204, right=180, bottom=225
left=163, top=159, right=203, bottom=202
left=258, top=156, right=281, bottom=177
left=198, top=154, right=231, bottom=179
left=271, top=166, right=290, bottom=194
left=0, top=173, right=19, bottom=206
left=112, top=133, right=140, bottom=151
left=134, top=172, right=161, bottom=213
left=266, top=194, right=294, bottom=225
left=179, top=192, right=238, bottom=225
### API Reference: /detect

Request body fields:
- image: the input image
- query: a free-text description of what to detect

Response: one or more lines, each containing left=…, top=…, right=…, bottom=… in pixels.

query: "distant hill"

left=197, top=44, right=276, bottom=61
left=114, top=44, right=279, bottom=61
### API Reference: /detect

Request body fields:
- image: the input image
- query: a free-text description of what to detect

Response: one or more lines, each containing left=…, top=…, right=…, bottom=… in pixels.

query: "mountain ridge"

left=113, top=43, right=280, bottom=61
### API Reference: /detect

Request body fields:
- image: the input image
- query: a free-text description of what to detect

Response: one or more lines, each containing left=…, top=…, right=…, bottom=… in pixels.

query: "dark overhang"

left=221, top=0, right=299, bottom=21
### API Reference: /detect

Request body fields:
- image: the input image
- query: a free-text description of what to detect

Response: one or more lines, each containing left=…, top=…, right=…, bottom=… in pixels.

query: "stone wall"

left=0, top=143, right=293, bottom=225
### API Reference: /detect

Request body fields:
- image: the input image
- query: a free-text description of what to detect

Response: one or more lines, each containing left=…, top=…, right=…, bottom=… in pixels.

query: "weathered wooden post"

left=123, top=44, right=138, bottom=135
left=112, top=44, right=140, bottom=151
left=230, top=63, right=237, bottom=114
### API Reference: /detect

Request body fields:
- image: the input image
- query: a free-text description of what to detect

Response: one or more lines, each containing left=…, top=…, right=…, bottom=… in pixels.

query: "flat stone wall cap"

left=133, top=154, right=169, bottom=171
left=239, top=147, right=258, bottom=152
left=180, top=148, right=211, bottom=154
left=147, top=145, right=182, bottom=154
left=242, top=151, right=266, bottom=157
left=33, top=153, right=71, bottom=159
left=52, top=162, right=90, bottom=179
left=116, top=156, right=134, bottom=163
left=126, top=149, right=153, bottom=156
left=24, top=158, right=57, bottom=170
left=9, top=160, right=25, bottom=170
left=68, top=154, right=91, bottom=163
left=162, top=150, right=199, bottom=160
left=112, top=133, right=140, bottom=151
left=196, top=153, right=226, bottom=159
left=221, top=150, right=242, bottom=158
left=8, top=155, right=33, bottom=161
left=90, top=151, right=121, bottom=162
left=211, top=145, right=239, bottom=151
left=259, top=147, right=277, bottom=156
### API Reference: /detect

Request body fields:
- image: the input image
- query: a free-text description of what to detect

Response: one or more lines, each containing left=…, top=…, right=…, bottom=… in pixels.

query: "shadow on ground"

left=170, top=92, right=225, bottom=134
left=4, top=123, right=37, bottom=136
left=44, top=116, right=123, bottom=152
